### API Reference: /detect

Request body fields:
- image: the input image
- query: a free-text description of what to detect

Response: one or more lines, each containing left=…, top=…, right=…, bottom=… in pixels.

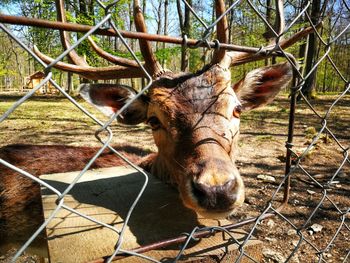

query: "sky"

left=0, top=2, right=19, bottom=15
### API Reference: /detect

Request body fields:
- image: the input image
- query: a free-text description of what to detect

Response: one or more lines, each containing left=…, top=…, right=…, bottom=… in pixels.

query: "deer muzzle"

left=182, top=157, right=245, bottom=218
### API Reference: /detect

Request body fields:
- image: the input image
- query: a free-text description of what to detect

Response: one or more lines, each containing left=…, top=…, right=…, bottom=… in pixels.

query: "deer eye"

left=233, top=105, right=242, bottom=118
left=147, top=116, right=161, bottom=130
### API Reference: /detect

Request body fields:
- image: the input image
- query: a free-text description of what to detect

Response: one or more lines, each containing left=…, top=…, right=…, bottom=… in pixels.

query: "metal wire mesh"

left=0, top=0, right=349, bottom=262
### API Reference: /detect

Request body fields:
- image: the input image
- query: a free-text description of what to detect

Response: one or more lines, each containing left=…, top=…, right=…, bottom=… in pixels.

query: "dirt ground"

left=0, top=93, right=349, bottom=262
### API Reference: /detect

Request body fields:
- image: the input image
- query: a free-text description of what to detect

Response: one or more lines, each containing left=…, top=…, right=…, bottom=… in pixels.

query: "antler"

left=33, top=0, right=164, bottom=80
left=263, top=0, right=285, bottom=44
left=87, top=36, right=140, bottom=68
left=211, top=0, right=229, bottom=65
left=218, top=0, right=307, bottom=68
left=55, top=0, right=88, bottom=67
left=33, top=46, right=145, bottom=79
left=133, top=0, right=164, bottom=77
left=30, top=0, right=318, bottom=79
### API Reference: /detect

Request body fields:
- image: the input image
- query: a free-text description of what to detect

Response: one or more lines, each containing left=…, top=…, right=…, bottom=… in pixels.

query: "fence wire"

left=0, top=0, right=349, bottom=262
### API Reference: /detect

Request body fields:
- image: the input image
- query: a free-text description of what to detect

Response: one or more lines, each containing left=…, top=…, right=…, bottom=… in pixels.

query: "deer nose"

left=191, top=179, right=241, bottom=211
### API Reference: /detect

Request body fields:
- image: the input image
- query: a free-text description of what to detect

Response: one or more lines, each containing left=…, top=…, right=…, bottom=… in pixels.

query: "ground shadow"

left=0, top=144, right=151, bottom=250
left=42, top=172, right=200, bottom=248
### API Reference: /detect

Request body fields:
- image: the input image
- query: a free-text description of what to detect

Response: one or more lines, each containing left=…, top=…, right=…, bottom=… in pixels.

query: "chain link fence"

left=0, top=0, right=349, bottom=262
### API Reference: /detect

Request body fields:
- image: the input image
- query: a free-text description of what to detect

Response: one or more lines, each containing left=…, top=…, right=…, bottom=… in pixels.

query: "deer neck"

left=136, top=153, right=176, bottom=185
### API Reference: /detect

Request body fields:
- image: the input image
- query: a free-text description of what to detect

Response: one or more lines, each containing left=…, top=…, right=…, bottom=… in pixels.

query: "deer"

left=0, top=0, right=309, bottom=249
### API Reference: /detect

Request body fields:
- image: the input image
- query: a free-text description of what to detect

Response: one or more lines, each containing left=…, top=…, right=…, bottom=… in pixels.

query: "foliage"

left=155, top=46, right=182, bottom=62
left=0, top=67, right=17, bottom=78
left=0, top=0, right=349, bottom=94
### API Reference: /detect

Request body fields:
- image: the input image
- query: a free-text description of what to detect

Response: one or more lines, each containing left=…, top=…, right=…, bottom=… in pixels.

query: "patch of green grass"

left=0, top=96, right=107, bottom=123
left=279, top=108, right=288, bottom=113
left=0, top=95, right=157, bottom=149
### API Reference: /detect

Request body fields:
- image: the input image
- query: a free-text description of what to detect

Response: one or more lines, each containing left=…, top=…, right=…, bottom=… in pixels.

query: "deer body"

left=0, top=61, right=291, bottom=246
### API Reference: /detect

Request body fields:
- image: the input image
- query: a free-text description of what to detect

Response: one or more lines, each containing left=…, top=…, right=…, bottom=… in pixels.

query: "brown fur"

left=0, top=144, right=152, bottom=244
left=145, top=65, right=245, bottom=213
left=0, top=62, right=292, bottom=245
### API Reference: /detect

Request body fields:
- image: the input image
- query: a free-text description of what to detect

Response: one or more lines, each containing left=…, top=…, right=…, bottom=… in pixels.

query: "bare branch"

left=87, top=36, right=140, bottom=68
left=211, top=0, right=228, bottom=65
left=33, top=46, right=145, bottom=79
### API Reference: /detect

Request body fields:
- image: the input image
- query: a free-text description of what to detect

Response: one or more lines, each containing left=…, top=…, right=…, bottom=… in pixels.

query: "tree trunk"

left=162, top=0, right=169, bottom=67
left=228, top=0, right=234, bottom=44
left=67, top=72, right=73, bottom=94
left=155, top=0, right=163, bottom=51
left=263, top=0, right=273, bottom=66
left=128, top=1, right=137, bottom=90
left=298, top=0, right=321, bottom=100
left=88, top=0, right=94, bottom=24
left=142, top=0, right=146, bottom=13
left=177, top=0, right=191, bottom=71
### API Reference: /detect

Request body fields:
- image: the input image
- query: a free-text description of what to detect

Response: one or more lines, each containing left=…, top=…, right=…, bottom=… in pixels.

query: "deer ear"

left=80, top=83, right=148, bottom=125
left=233, top=62, right=293, bottom=110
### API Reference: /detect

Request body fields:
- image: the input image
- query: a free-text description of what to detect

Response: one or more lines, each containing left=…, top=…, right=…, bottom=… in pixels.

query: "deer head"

left=34, top=0, right=293, bottom=218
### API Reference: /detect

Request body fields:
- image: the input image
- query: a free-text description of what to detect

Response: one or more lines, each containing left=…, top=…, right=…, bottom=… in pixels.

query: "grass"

left=0, top=95, right=155, bottom=149
left=256, top=135, right=274, bottom=141
left=0, top=93, right=349, bottom=151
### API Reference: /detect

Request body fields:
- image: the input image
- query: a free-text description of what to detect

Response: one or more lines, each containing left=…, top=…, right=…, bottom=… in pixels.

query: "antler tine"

left=211, top=0, right=229, bottom=65
left=227, top=23, right=323, bottom=66
left=87, top=36, right=140, bottom=68
left=56, top=0, right=88, bottom=66
left=275, top=0, right=285, bottom=39
left=33, top=46, right=146, bottom=79
left=226, top=0, right=306, bottom=67
left=133, top=0, right=164, bottom=78
left=33, top=0, right=149, bottom=80
left=263, top=0, right=285, bottom=44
